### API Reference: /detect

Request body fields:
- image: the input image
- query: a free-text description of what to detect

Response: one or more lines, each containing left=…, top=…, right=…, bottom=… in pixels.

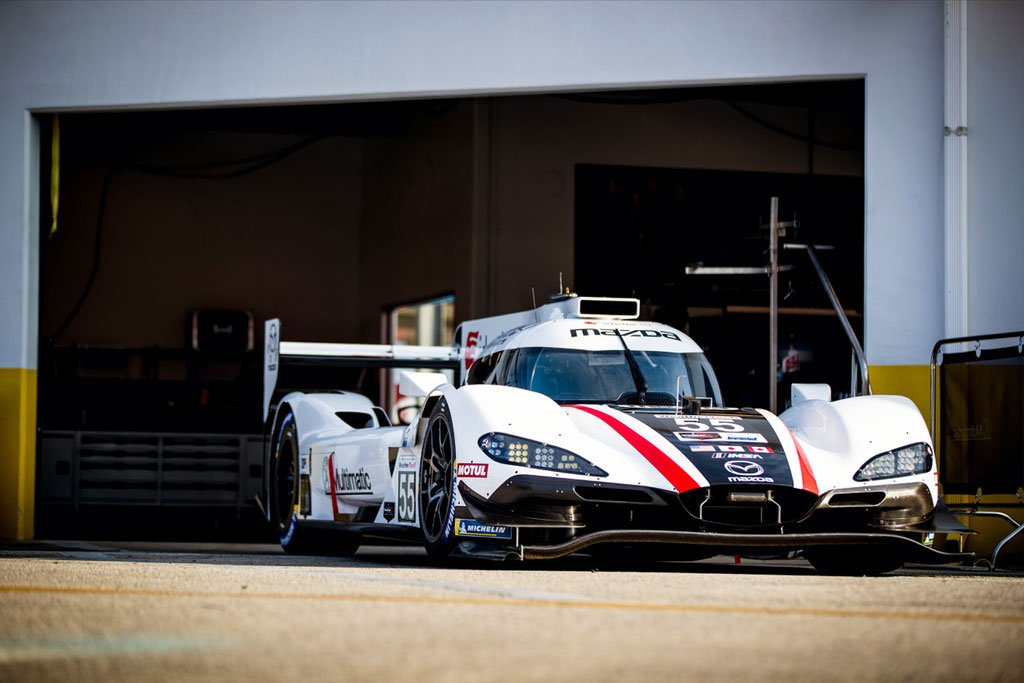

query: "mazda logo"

left=724, top=460, right=765, bottom=476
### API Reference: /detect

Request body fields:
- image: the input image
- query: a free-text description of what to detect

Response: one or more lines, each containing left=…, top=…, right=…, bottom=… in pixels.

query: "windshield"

left=508, top=347, right=722, bottom=406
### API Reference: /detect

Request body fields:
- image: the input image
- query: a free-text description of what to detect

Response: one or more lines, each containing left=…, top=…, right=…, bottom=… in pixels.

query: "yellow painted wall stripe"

left=1, top=584, right=1022, bottom=624
left=868, top=364, right=931, bottom=422
left=0, top=368, right=37, bottom=540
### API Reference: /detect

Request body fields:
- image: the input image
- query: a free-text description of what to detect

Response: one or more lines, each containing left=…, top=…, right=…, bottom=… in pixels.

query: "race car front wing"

left=512, top=529, right=972, bottom=564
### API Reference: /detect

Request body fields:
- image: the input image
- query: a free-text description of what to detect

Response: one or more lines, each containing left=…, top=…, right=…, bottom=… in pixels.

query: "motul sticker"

left=456, top=462, right=489, bottom=478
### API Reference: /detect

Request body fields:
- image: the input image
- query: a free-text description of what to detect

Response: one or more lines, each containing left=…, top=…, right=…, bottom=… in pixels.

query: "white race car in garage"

left=260, top=295, right=971, bottom=574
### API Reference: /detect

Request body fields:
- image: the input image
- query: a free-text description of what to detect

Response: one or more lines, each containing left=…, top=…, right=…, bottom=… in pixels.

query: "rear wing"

left=262, top=319, right=458, bottom=424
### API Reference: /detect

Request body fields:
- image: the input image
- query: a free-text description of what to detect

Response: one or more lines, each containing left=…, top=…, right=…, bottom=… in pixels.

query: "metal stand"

left=685, top=196, right=867, bottom=412
left=784, top=243, right=871, bottom=398
left=945, top=489, right=1024, bottom=570
left=930, top=332, right=1024, bottom=570
left=929, top=331, right=1024, bottom=445
left=769, top=198, right=779, bottom=413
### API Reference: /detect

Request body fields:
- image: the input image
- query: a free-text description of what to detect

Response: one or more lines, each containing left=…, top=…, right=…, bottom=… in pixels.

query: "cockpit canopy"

left=467, top=345, right=723, bottom=407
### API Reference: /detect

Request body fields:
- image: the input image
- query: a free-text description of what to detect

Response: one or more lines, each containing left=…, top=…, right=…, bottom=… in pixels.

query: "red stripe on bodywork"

left=328, top=451, right=340, bottom=518
left=788, top=432, right=819, bottom=495
left=568, top=405, right=700, bottom=493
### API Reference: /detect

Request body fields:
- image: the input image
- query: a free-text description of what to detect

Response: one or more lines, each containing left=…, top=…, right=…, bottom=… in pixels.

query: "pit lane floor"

left=1, top=541, right=1021, bottom=682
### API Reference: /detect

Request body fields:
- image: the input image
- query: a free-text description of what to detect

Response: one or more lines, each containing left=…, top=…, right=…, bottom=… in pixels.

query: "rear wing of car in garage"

left=262, top=318, right=459, bottom=425
left=453, top=294, right=641, bottom=384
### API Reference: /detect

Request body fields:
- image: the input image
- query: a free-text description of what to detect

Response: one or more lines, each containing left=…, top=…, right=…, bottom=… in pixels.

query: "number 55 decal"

left=398, top=471, right=416, bottom=523
left=676, top=418, right=745, bottom=432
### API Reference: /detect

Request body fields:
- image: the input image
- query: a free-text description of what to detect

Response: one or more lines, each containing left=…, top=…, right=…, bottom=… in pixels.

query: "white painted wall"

left=966, top=0, right=1024, bottom=337
left=0, top=0, right=964, bottom=369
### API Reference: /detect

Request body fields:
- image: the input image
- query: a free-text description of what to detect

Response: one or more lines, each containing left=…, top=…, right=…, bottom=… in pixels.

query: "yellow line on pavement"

left=2, top=584, right=1022, bottom=624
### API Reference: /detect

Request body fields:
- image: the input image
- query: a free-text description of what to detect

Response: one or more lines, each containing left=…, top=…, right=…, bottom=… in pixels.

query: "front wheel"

left=419, top=399, right=458, bottom=559
left=270, top=405, right=360, bottom=556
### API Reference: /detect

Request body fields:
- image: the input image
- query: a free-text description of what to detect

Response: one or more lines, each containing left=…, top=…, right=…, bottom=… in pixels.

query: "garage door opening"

left=575, top=165, right=863, bottom=409
left=35, top=78, right=863, bottom=538
left=572, top=82, right=864, bottom=409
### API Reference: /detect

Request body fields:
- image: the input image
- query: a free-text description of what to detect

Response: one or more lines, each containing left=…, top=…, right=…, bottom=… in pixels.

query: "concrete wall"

left=966, top=0, right=1024, bottom=336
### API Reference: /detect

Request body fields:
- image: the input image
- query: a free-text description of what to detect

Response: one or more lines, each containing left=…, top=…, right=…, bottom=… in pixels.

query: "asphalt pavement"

left=1, top=541, right=1022, bottom=682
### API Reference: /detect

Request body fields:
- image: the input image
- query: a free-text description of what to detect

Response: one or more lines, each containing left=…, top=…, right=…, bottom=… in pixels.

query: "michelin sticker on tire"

left=442, top=469, right=458, bottom=542
left=281, top=515, right=296, bottom=545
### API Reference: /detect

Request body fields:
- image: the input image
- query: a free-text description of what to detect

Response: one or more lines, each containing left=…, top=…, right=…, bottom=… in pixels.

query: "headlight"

left=854, top=443, right=933, bottom=481
left=478, top=433, right=608, bottom=477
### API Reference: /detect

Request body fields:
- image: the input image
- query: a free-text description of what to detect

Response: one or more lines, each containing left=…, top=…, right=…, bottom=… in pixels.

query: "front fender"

left=441, top=384, right=578, bottom=444
left=438, top=385, right=625, bottom=498
left=437, top=385, right=667, bottom=497
left=780, top=395, right=936, bottom=503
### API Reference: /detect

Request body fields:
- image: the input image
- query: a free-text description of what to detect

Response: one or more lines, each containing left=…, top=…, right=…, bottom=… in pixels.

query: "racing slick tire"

left=419, top=398, right=459, bottom=560
left=803, top=547, right=904, bottom=576
left=270, top=405, right=360, bottom=556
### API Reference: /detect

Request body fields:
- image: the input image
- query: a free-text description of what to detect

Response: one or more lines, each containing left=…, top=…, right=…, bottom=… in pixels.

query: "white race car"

left=260, top=295, right=970, bottom=574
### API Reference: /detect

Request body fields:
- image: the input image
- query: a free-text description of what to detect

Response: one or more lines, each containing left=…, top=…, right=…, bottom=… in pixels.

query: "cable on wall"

left=554, top=91, right=862, bottom=152
left=47, top=134, right=328, bottom=340
left=723, top=101, right=861, bottom=152
left=50, top=115, right=61, bottom=237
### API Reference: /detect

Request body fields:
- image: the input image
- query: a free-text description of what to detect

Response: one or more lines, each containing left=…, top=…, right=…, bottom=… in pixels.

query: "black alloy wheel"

left=420, top=401, right=457, bottom=557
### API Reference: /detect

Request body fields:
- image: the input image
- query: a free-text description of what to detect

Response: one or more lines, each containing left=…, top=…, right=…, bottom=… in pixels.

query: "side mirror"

left=399, top=371, right=448, bottom=398
left=791, top=383, right=831, bottom=406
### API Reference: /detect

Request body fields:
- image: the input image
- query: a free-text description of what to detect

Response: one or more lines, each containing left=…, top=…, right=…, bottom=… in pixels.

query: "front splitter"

left=515, top=529, right=972, bottom=564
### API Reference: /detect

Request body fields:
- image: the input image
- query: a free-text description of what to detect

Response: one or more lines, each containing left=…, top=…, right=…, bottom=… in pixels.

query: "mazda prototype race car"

left=260, top=296, right=970, bottom=575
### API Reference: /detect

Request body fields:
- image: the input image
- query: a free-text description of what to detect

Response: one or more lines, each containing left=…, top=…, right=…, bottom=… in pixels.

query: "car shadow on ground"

left=1, top=538, right=817, bottom=574
left=7, top=539, right=1007, bottom=577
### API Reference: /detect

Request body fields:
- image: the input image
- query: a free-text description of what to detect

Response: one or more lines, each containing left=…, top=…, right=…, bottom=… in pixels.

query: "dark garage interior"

left=35, top=80, right=865, bottom=539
